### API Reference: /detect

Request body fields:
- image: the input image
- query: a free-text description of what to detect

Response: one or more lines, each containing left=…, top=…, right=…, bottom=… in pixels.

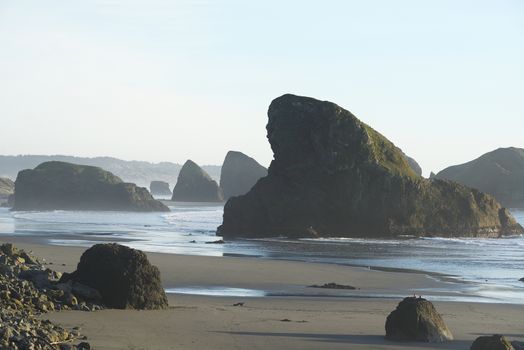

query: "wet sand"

left=3, top=238, right=524, bottom=350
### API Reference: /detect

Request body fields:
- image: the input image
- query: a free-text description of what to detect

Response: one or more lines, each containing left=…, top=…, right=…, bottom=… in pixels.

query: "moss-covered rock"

left=12, top=161, right=169, bottom=212
left=172, top=160, right=223, bottom=202
left=220, top=151, right=267, bottom=200
left=218, top=94, right=523, bottom=238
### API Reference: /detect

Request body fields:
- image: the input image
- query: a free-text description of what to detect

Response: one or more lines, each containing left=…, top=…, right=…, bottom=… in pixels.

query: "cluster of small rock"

left=0, top=243, right=98, bottom=350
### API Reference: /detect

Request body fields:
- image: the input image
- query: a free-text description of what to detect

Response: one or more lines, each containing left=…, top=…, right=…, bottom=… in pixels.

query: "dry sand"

left=3, top=238, right=524, bottom=350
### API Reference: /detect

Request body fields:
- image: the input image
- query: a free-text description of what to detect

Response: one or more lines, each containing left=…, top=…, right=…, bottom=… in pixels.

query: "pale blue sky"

left=1, top=0, right=523, bottom=175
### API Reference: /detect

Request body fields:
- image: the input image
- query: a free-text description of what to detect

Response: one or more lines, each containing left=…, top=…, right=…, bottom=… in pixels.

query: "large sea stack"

left=435, top=147, right=524, bottom=208
left=218, top=94, right=523, bottom=238
left=13, top=161, right=169, bottom=212
left=171, top=160, right=223, bottom=202
left=220, top=151, right=267, bottom=200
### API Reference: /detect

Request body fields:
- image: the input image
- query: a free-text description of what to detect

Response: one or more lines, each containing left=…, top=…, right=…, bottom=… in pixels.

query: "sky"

left=0, top=0, right=523, bottom=175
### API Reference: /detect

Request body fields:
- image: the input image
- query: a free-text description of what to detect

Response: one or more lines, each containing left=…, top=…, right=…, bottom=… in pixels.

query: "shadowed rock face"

left=218, top=94, right=523, bottom=238
left=150, top=180, right=172, bottom=196
left=12, top=161, right=169, bottom=212
left=220, top=151, right=267, bottom=200
left=61, top=243, right=168, bottom=309
left=172, top=160, right=223, bottom=202
left=436, top=147, right=524, bottom=208
left=385, top=297, right=453, bottom=342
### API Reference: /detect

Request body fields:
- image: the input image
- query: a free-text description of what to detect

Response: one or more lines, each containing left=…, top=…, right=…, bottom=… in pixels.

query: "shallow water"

left=0, top=205, right=523, bottom=303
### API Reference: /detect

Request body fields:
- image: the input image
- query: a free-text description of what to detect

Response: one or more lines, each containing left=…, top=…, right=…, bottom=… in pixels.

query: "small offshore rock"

left=470, top=335, right=515, bottom=350
left=308, top=282, right=356, bottom=290
left=385, top=297, right=453, bottom=342
left=205, top=239, right=225, bottom=244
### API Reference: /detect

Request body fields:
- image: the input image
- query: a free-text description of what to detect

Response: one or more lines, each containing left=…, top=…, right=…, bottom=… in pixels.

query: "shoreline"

left=0, top=234, right=504, bottom=304
left=1, top=237, right=524, bottom=349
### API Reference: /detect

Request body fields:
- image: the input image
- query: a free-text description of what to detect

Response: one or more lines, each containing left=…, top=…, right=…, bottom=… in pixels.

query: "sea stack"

left=12, top=161, right=169, bottom=212
left=218, top=94, right=523, bottom=239
left=149, top=180, right=172, bottom=196
left=435, top=147, right=524, bottom=208
left=171, top=160, right=223, bottom=202
left=220, top=151, right=267, bottom=200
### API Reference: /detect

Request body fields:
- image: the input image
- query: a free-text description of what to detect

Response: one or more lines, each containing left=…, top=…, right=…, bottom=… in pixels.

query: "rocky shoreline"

left=0, top=243, right=100, bottom=350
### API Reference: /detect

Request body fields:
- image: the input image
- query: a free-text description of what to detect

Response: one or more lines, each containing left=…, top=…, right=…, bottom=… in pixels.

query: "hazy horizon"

left=1, top=1, right=523, bottom=176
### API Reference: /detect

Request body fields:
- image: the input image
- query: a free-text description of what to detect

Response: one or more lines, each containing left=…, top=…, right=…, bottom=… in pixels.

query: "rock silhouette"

left=12, top=161, right=169, bottom=212
left=220, top=151, right=267, bottom=200
left=172, top=160, right=223, bottom=202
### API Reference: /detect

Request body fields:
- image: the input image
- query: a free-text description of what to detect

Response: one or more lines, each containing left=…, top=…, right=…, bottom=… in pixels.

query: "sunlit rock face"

left=218, top=94, right=523, bottom=239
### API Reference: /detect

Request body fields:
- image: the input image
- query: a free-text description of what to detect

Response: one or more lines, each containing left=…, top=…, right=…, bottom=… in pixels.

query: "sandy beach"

left=1, top=237, right=523, bottom=350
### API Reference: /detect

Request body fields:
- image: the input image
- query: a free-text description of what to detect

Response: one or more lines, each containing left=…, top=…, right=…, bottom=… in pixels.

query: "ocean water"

left=0, top=204, right=523, bottom=303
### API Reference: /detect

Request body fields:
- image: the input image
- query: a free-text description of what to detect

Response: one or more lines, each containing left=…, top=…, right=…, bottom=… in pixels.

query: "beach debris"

left=232, top=302, right=245, bottom=307
left=205, top=239, right=225, bottom=244
left=385, top=296, right=453, bottom=342
left=280, top=319, right=307, bottom=323
left=60, top=243, right=168, bottom=309
left=470, top=334, right=515, bottom=350
left=0, top=242, right=96, bottom=349
left=308, top=282, right=356, bottom=290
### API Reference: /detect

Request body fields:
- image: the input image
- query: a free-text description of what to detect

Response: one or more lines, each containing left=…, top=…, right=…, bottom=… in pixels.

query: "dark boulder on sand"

left=12, top=161, right=169, bottom=212
left=61, top=243, right=168, bottom=309
left=435, top=147, right=524, bottom=208
left=150, top=180, right=172, bottom=196
left=172, top=160, right=223, bottom=202
left=220, top=151, right=267, bottom=200
left=470, top=335, right=515, bottom=350
left=385, top=297, right=453, bottom=342
left=218, top=94, right=523, bottom=239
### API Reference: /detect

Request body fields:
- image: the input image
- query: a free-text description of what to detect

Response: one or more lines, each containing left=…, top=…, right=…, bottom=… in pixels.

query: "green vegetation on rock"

left=218, top=94, right=523, bottom=239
